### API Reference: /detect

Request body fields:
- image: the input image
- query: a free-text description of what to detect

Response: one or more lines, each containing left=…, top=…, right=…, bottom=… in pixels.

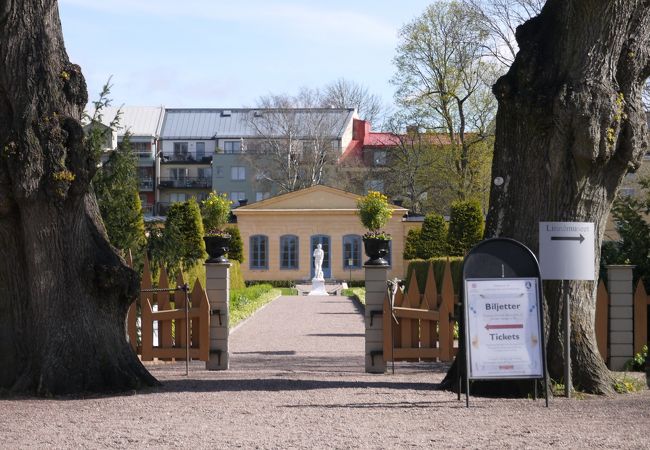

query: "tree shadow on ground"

left=157, top=377, right=442, bottom=394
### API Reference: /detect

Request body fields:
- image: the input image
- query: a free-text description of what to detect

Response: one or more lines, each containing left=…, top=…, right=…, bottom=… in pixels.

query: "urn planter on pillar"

left=363, top=236, right=390, bottom=266
left=357, top=191, right=393, bottom=267
left=204, top=233, right=231, bottom=263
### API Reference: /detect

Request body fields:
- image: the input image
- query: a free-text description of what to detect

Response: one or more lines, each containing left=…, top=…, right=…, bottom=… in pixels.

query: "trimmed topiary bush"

left=225, top=225, right=244, bottom=263
left=405, top=257, right=464, bottom=293
left=447, top=200, right=484, bottom=256
left=419, top=212, right=448, bottom=258
left=229, top=260, right=246, bottom=291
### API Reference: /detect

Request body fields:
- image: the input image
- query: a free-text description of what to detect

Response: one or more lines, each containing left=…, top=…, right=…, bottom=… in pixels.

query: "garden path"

left=229, top=294, right=365, bottom=373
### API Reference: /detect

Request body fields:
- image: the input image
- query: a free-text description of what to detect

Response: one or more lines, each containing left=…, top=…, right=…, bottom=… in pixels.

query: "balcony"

left=158, top=177, right=212, bottom=189
left=160, top=152, right=212, bottom=164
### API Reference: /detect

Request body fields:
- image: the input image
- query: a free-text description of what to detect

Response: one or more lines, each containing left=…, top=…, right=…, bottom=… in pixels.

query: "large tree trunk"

left=0, top=1, right=158, bottom=394
left=443, top=0, right=650, bottom=395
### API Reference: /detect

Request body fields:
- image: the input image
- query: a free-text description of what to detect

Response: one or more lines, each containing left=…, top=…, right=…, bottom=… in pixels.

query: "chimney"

left=353, top=119, right=370, bottom=143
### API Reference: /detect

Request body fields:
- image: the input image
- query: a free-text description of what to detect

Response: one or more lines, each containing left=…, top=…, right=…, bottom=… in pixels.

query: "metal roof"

left=160, top=108, right=356, bottom=140
left=95, top=106, right=165, bottom=137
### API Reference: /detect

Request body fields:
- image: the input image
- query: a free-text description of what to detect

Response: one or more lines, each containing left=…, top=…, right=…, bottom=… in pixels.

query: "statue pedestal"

left=308, top=277, right=328, bottom=296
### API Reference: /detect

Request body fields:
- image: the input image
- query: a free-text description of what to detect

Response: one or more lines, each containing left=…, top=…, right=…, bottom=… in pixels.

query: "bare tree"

left=467, top=0, right=544, bottom=69
left=244, top=94, right=344, bottom=193
left=322, top=78, right=384, bottom=127
left=0, top=0, right=157, bottom=394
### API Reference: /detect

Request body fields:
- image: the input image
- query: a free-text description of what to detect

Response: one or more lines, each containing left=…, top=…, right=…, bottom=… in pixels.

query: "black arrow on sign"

left=551, top=234, right=585, bottom=243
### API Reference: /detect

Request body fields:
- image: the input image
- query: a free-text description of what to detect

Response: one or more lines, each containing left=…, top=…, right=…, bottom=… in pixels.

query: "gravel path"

left=1, top=295, right=648, bottom=449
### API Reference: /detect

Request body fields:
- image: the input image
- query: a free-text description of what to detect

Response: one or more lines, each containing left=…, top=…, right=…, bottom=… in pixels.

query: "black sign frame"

left=460, top=238, right=549, bottom=408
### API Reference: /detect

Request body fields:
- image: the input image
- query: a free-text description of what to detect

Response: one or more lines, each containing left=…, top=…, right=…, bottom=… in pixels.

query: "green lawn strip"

left=342, top=287, right=365, bottom=306
left=230, top=285, right=282, bottom=327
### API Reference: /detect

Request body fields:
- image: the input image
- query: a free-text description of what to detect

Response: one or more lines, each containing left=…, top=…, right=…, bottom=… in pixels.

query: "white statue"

left=313, top=243, right=324, bottom=280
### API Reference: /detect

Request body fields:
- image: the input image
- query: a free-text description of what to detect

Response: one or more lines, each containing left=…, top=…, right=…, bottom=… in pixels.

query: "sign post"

left=462, top=238, right=549, bottom=407
left=539, top=222, right=595, bottom=398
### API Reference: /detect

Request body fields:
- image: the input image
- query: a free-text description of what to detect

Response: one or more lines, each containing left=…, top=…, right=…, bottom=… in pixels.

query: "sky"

left=58, top=1, right=433, bottom=114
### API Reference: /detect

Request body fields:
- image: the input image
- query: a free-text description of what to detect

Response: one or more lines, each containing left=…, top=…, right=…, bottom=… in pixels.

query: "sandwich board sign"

left=462, top=238, right=548, bottom=407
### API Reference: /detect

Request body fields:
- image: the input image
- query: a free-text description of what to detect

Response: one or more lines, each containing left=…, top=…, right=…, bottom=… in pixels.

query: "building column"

left=205, top=262, right=230, bottom=370
left=364, top=264, right=388, bottom=373
left=606, top=265, right=634, bottom=371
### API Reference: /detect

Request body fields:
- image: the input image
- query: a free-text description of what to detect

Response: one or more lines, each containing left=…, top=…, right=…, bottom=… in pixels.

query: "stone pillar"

left=364, top=264, right=388, bottom=373
left=606, top=265, right=634, bottom=371
left=205, top=262, right=230, bottom=370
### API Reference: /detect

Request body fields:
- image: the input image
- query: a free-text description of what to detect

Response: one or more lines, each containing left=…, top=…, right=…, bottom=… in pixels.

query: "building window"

left=280, top=235, right=299, bottom=270
left=373, top=150, right=387, bottom=166
left=224, top=140, right=242, bottom=154
left=231, top=166, right=246, bottom=181
left=230, top=191, right=246, bottom=202
left=255, top=191, right=271, bottom=202
left=169, top=193, right=187, bottom=203
left=342, top=235, right=362, bottom=269
left=196, top=142, right=205, bottom=160
left=214, top=166, right=223, bottom=177
left=169, top=168, right=189, bottom=180
left=250, top=235, right=268, bottom=269
left=173, top=142, right=188, bottom=158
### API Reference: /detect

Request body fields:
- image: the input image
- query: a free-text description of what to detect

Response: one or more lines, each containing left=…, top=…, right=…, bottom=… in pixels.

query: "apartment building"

left=92, top=106, right=165, bottom=217
left=157, top=108, right=358, bottom=210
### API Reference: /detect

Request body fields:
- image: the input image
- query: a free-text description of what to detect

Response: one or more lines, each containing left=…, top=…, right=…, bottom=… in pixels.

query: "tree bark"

left=0, top=0, right=158, bottom=394
left=443, top=0, right=650, bottom=395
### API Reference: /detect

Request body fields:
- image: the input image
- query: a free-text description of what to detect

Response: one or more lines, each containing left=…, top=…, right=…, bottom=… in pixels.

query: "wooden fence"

left=383, top=261, right=459, bottom=362
left=126, top=256, right=211, bottom=361
left=386, top=261, right=649, bottom=366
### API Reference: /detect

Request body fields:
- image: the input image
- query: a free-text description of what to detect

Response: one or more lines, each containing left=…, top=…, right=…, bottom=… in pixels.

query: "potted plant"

left=357, top=191, right=393, bottom=265
left=202, top=192, right=233, bottom=263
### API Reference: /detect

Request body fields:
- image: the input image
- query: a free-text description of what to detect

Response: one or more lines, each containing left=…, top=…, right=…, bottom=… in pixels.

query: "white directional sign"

left=539, top=222, right=595, bottom=280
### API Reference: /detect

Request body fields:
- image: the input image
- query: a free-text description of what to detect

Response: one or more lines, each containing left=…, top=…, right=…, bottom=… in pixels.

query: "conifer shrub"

left=405, top=257, right=464, bottom=293
left=447, top=200, right=484, bottom=256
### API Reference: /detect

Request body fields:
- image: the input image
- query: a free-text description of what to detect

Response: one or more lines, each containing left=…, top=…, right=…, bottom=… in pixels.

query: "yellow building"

left=234, top=185, right=411, bottom=282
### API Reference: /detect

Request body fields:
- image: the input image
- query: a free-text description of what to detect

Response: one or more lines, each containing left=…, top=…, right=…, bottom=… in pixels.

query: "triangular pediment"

left=238, top=185, right=363, bottom=210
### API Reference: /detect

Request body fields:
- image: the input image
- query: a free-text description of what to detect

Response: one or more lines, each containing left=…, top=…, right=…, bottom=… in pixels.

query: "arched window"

left=250, top=235, right=268, bottom=269
left=280, top=235, right=299, bottom=270
left=342, top=234, right=362, bottom=269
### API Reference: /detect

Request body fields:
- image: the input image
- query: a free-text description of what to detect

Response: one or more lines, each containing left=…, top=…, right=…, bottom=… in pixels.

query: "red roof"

left=364, top=132, right=401, bottom=147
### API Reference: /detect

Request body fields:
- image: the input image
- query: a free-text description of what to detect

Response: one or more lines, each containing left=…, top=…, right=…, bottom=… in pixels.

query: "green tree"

left=93, top=134, right=146, bottom=256
left=447, top=200, right=483, bottom=256
left=201, top=191, right=232, bottom=231
left=163, top=199, right=206, bottom=274
left=403, top=228, right=422, bottom=260
left=419, top=213, right=448, bottom=258
left=392, top=1, right=497, bottom=204
left=225, top=225, right=244, bottom=263
left=609, top=178, right=650, bottom=287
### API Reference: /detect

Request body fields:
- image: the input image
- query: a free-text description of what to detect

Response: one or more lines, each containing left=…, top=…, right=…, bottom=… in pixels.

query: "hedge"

left=405, top=257, right=464, bottom=294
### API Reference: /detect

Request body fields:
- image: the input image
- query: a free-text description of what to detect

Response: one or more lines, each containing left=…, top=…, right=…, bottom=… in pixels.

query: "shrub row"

left=405, top=257, right=464, bottom=293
